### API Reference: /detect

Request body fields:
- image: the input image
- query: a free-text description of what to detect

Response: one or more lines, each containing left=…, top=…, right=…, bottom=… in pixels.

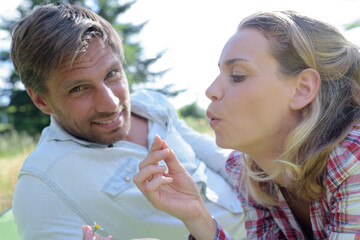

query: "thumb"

left=82, top=225, right=93, bottom=240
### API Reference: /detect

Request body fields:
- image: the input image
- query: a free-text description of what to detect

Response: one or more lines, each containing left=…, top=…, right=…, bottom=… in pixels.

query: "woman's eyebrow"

left=218, top=58, right=249, bottom=67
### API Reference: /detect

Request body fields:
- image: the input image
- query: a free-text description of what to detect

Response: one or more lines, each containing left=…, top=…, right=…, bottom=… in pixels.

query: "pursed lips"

left=206, top=110, right=221, bottom=128
left=206, top=110, right=218, bottom=120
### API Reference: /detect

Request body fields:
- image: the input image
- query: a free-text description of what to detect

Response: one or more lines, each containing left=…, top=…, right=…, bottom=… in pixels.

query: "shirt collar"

left=47, top=115, right=110, bottom=148
left=130, top=92, right=169, bottom=124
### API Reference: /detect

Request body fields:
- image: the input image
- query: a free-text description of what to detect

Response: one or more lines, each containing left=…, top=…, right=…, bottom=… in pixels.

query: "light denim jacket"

left=13, top=90, right=244, bottom=240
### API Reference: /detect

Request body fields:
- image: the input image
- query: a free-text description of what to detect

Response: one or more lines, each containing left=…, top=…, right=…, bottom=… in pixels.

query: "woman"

left=133, top=11, right=360, bottom=239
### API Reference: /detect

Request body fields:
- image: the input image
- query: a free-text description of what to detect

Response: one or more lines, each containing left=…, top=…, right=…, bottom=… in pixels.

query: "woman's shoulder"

left=337, top=122, right=360, bottom=158
left=341, top=122, right=360, bottom=145
left=326, top=122, right=360, bottom=191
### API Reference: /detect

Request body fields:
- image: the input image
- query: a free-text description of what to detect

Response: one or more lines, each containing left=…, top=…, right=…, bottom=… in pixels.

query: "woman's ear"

left=27, top=88, right=53, bottom=114
left=290, top=68, right=320, bottom=110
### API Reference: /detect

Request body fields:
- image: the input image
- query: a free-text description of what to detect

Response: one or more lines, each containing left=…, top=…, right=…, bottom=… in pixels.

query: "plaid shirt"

left=189, top=124, right=360, bottom=240
left=213, top=124, right=360, bottom=240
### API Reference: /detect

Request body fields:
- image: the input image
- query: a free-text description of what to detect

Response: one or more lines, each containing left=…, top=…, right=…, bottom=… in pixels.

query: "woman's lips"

left=206, top=111, right=220, bottom=128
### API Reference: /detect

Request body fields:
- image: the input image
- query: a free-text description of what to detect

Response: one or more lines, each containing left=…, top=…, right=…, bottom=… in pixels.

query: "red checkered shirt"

left=191, top=124, right=360, bottom=240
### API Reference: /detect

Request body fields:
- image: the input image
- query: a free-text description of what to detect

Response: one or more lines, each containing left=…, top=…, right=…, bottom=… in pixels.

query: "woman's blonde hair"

left=239, top=11, right=360, bottom=205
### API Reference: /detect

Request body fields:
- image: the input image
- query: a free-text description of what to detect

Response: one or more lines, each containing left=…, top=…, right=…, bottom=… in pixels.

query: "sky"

left=1, top=0, right=360, bottom=109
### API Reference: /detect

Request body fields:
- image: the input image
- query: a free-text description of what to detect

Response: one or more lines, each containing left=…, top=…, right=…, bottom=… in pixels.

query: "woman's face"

left=206, top=28, right=299, bottom=159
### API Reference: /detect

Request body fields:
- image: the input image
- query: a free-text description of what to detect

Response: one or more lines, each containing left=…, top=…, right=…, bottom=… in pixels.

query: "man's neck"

left=124, top=113, right=149, bottom=148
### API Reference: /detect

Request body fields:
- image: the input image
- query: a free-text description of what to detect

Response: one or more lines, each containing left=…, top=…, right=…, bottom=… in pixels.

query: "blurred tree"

left=344, top=19, right=360, bottom=30
left=0, top=0, right=175, bottom=135
left=179, top=102, right=206, bottom=119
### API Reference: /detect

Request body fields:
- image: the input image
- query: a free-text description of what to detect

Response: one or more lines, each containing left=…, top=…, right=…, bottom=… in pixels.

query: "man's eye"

left=106, top=70, right=116, bottom=78
left=230, top=75, right=246, bottom=82
left=69, top=86, right=83, bottom=93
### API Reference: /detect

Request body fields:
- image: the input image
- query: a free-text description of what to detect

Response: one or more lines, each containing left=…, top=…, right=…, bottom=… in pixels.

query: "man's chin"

left=94, top=130, right=129, bottom=145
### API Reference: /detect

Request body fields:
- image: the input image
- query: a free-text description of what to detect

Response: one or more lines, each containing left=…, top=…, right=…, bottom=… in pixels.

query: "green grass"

left=0, top=131, right=39, bottom=159
left=183, top=116, right=214, bottom=137
left=0, top=131, right=37, bottom=213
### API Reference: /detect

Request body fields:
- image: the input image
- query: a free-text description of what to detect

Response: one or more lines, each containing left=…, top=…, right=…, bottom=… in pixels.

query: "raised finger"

left=161, top=140, right=187, bottom=174
left=149, top=135, right=162, bottom=153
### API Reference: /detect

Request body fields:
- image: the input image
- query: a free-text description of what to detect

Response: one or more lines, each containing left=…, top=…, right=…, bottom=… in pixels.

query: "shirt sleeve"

left=188, top=218, right=234, bottom=240
left=12, top=175, right=85, bottom=240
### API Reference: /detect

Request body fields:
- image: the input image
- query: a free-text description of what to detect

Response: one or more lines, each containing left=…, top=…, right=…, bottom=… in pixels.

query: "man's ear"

left=27, top=88, right=53, bottom=115
left=289, top=68, right=320, bottom=110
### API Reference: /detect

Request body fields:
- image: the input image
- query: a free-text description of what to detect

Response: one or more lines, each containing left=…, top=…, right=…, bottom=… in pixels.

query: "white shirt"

left=13, top=90, right=245, bottom=240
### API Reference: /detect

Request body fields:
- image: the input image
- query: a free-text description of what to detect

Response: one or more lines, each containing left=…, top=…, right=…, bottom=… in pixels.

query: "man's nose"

left=94, top=85, right=120, bottom=112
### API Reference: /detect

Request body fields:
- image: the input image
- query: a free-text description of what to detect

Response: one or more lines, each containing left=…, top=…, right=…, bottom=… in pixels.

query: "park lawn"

left=0, top=151, right=29, bottom=213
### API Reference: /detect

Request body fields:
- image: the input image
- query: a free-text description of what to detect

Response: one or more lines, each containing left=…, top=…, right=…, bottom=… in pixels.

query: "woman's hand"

left=82, top=225, right=113, bottom=240
left=82, top=225, right=159, bottom=240
left=133, top=135, right=216, bottom=240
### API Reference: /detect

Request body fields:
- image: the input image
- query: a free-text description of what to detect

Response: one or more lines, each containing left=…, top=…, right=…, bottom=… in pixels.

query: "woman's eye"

left=230, top=74, right=246, bottom=82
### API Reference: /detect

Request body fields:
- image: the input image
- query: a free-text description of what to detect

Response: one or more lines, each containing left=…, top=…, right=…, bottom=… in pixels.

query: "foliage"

left=0, top=0, right=171, bottom=135
left=344, top=19, right=360, bottom=30
left=182, top=116, right=213, bottom=137
left=179, top=101, right=206, bottom=119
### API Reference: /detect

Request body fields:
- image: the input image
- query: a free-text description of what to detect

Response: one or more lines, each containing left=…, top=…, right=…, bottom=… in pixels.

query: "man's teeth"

left=96, top=117, right=117, bottom=124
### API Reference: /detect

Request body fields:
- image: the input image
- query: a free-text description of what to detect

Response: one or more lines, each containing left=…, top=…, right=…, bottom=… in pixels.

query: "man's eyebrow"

left=218, top=58, right=249, bottom=67
left=62, top=79, right=87, bottom=89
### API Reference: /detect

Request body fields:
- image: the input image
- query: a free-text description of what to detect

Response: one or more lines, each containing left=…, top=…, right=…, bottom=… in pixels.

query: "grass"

left=0, top=131, right=38, bottom=159
left=183, top=116, right=214, bottom=137
left=0, top=117, right=213, bottom=213
left=0, top=132, right=37, bottom=213
left=0, top=152, right=29, bottom=212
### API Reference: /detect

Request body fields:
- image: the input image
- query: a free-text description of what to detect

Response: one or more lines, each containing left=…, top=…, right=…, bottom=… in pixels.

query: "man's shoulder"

left=131, top=89, right=170, bottom=104
left=20, top=131, right=84, bottom=175
left=130, top=89, right=176, bottom=119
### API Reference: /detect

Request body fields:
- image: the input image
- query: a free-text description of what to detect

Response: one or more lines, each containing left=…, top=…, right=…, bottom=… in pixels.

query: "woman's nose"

left=205, top=76, right=222, bottom=102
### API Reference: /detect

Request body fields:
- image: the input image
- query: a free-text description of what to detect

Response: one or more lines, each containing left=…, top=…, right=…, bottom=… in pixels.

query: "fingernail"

left=156, top=165, right=166, bottom=171
left=161, top=148, right=169, bottom=155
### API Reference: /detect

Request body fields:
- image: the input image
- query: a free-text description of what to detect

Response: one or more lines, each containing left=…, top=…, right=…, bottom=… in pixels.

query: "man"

left=11, top=4, right=244, bottom=240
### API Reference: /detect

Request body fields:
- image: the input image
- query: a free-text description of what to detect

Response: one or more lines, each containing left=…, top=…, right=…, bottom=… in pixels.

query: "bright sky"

left=1, top=0, right=360, bottom=109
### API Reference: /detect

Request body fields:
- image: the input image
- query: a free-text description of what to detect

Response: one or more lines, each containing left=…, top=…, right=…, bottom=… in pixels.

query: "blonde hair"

left=239, top=11, right=360, bottom=205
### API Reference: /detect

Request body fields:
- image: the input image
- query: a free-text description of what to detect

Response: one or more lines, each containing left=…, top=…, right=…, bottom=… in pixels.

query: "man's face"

left=39, top=39, right=131, bottom=144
